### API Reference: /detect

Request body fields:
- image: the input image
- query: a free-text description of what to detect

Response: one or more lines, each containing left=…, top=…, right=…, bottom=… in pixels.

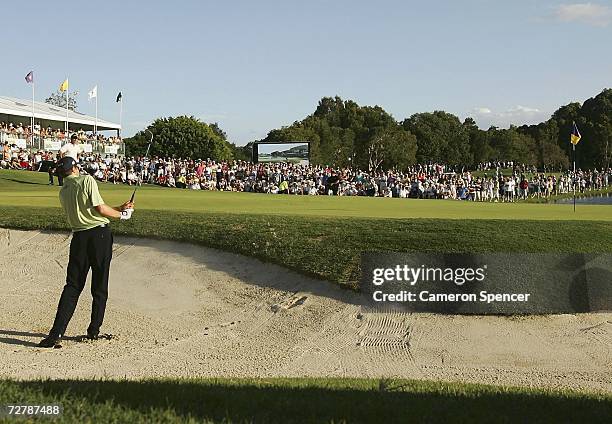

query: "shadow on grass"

left=0, top=176, right=48, bottom=186
left=8, top=379, right=612, bottom=423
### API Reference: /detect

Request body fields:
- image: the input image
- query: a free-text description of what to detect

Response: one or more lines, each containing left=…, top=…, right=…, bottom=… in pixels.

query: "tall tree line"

left=257, top=89, right=611, bottom=171
left=125, top=89, right=611, bottom=170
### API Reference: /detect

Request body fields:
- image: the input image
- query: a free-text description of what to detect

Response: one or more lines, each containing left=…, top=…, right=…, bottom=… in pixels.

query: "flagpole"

left=95, top=90, right=99, bottom=153
left=95, top=89, right=98, bottom=136
left=573, top=143, right=576, bottom=213
left=65, top=77, right=69, bottom=136
left=119, top=97, right=123, bottom=139
left=31, top=78, right=35, bottom=150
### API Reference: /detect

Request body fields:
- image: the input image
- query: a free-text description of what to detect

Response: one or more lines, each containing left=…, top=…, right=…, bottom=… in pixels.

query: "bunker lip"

left=0, top=228, right=610, bottom=393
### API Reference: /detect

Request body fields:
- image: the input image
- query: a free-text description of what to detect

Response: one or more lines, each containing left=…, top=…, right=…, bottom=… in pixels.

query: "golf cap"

left=71, top=133, right=78, bottom=140
left=56, top=156, right=77, bottom=173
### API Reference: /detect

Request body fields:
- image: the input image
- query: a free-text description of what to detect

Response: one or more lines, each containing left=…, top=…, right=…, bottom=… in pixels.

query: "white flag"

left=88, top=85, right=97, bottom=100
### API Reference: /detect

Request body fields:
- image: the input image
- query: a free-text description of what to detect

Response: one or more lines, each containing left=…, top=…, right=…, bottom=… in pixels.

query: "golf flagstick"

left=130, top=129, right=154, bottom=203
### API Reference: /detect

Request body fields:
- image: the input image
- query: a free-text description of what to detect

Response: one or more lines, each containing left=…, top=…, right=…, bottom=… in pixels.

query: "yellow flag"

left=59, top=79, right=69, bottom=92
left=570, top=121, right=581, bottom=145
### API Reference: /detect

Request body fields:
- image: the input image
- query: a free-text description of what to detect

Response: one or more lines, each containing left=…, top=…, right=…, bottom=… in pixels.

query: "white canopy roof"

left=0, top=96, right=120, bottom=132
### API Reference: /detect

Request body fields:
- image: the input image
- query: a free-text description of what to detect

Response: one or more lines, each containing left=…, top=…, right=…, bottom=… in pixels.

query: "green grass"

left=1, top=378, right=610, bottom=423
left=1, top=170, right=610, bottom=221
left=1, top=170, right=611, bottom=287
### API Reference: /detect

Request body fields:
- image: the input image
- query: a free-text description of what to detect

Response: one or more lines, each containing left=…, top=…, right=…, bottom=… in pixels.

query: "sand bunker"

left=0, top=229, right=610, bottom=392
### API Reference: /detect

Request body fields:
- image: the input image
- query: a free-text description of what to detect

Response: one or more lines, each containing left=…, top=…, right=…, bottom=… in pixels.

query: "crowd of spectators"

left=0, top=121, right=122, bottom=146
left=2, top=143, right=610, bottom=201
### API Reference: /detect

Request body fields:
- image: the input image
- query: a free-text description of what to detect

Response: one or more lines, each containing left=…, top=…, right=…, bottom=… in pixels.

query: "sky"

left=1, top=0, right=610, bottom=145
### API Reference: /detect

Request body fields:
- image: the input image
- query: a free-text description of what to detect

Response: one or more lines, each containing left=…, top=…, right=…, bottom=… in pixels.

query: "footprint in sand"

left=271, top=295, right=308, bottom=313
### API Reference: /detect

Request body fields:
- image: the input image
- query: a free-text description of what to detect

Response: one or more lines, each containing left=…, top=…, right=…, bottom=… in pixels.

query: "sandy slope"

left=0, top=229, right=610, bottom=392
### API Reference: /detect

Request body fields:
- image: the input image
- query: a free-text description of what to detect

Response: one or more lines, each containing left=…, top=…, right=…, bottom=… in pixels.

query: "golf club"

left=129, top=129, right=154, bottom=203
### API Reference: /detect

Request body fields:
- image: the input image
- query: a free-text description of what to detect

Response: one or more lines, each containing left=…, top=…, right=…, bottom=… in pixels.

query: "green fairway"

left=0, top=378, right=610, bottom=423
left=1, top=170, right=610, bottom=221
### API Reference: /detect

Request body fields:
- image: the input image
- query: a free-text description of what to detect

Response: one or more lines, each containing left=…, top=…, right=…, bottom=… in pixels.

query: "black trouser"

left=48, top=168, right=63, bottom=186
left=50, top=225, right=113, bottom=338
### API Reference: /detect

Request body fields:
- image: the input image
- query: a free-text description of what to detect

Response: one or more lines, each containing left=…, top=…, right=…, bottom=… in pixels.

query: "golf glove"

left=120, top=208, right=134, bottom=220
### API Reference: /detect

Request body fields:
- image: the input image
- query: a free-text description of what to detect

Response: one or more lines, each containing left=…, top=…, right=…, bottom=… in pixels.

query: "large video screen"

left=255, top=142, right=310, bottom=165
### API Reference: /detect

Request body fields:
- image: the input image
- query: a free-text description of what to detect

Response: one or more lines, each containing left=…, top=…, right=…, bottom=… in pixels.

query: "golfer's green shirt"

left=59, top=174, right=110, bottom=232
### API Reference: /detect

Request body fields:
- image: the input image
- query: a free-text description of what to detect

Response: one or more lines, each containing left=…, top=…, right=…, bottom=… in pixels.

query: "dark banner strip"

left=361, top=253, right=611, bottom=314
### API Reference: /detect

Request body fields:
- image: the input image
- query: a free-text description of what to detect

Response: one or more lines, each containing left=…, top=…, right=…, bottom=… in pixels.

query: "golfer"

left=39, top=156, right=134, bottom=348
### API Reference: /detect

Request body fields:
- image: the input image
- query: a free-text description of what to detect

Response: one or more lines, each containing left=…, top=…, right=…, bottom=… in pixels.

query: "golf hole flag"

left=59, top=78, right=69, bottom=92
left=25, top=71, right=33, bottom=84
left=571, top=121, right=581, bottom=145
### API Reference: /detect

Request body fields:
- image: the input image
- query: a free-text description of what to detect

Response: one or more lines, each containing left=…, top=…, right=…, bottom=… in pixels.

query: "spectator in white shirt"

left=59, top=134, right=83, bottom=160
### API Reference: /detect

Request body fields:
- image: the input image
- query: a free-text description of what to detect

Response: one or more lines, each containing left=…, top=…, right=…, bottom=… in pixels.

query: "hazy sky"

left=1, top=1, right=610, bottom=144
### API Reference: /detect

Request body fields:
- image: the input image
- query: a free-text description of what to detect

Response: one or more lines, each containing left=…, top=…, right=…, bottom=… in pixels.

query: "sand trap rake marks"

left=0, top=228, right=12, bottom=250
left=112, top=244, right=135, bottom=260
left=356, top=313, right=412, bottom=356
left=21, top=231, right=72, bottom=260
left=580, top=320, right=612, bottom=349
left=0, top=232, right=71, bottom=274
left=0, top=230, right=44, bottom=255
left=288, top=306, right=362, bottom=357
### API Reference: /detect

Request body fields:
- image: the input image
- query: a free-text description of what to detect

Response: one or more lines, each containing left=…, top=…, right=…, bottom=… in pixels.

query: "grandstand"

left=0, top=96, right=122, bottom=155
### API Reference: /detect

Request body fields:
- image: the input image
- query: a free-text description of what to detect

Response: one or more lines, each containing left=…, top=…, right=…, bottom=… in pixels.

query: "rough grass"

left=0, top=378, right=610, bottom=423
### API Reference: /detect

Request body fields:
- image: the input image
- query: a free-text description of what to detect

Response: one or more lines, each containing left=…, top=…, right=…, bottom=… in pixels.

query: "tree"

left=45, top=90, right=78, bottom=111
left=487, top=127, right=537, bottom=165
left=254, top=90, right=612, bottom=170
left=541, top=140, right=569, bottom=170
left=208, top=122, right=251, bottom=161
left=402, top=111, right=472, bottom=165
left=124, top=116, right=234, bottom=160
left=549, top=102, right=582, bottom=164
left=517, top=120, right=569, bottom=170
left=577, top=89, right=612, bottom=168
left=532, top=89, right=612, bottom=169
left=231, top=142, right=253, bottom=161
left=365, top=126, right=417, bottom=172
left=257, top=97, right=409, bottom=168
left=464, top=118, right=492, bottom=166
left=210, top=122, right=227, bottom=140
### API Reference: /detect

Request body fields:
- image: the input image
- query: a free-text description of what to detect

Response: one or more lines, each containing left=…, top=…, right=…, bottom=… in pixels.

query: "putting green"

left=1, top=170, right=610, bottom=221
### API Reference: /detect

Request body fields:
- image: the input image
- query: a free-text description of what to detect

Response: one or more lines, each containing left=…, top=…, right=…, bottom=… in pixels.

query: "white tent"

left=0, top=96, right=120, bottom=133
